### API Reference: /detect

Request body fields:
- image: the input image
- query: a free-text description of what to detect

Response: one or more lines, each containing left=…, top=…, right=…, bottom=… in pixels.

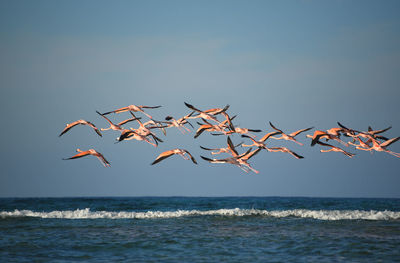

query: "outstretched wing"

left=184, top=102, right=201, bottom=113
left=140, top=105, right=162, bottom=109
left=227, top=136, right=239, bottom=157
left=260, top=131, right=281, bottom=142
left=151, top=150, right=175, bottom=165
left=59, top=121, right=81, bottom=137
left=290, top=127, right=314, bottom=137
left=63, top=150, right=91, bottom=160
left=269, top=121, right=283, bottom=133
left=84, top=121, right=102, bottom=137
left=185, top=150, right=198, bottom=164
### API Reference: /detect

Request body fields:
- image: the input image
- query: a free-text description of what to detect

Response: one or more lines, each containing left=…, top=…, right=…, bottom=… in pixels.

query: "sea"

left=1, top=197, right=399, bottom=262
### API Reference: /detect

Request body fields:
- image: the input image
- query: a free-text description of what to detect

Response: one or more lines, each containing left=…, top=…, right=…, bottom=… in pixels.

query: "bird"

left=348, top=136, right=372, bottom=150
left=96, top=110, right=139, bottom=131
left=129, top=111, right=163, bottom=145
left=306, top=130, right=348, bottom=147
left=316, top=141, right=355, bottom=158
left=141, top=119, right=168, bottom=136
left=201, top=136, right=261, bottom=173
left=357, top=125, right=391, bottom=143
left=194, top=118, right=233, bottom=138
left=101, top=104, right=161, bottom=119
left=219, top=127, right=262, bottom=138
left=151, top=149, right=197, bottom=165
left=59, top=120, right=102, bottom=137
left=63, top=149, right=111, bottom=167
left=269, top=122, right=313, bottom=146
left=337, top=122, right=359, bottom=139
left=211, top=113, right=261, bottom=137
left=266, top=147, right=304, bottom=159
left=200, top=141, right=243, bottom=155
left=163, top=111, right=195, bottom=134
left=241, top=131, right=281, bottom=148
left=350, top=136, right=400, bottom=157
left=116, top=128, right=158, bottom=147
left=201, top=148, right=260, bottom=173
left=184, top=102, right=229, bottom=124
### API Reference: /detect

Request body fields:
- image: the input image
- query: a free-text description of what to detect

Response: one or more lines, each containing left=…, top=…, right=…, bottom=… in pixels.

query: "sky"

left=0, top=0, right=399, bottom=198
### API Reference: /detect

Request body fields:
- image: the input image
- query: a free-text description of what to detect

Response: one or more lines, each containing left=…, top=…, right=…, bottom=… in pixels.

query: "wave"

left=1, top=208, right=399, bottom=221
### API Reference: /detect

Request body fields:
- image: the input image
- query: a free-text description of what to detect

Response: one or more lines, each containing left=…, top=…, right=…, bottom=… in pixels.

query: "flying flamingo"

left=184, top=102, right=229, bottom=124
left=63, top=149, right=111, bottom=167
left=151, top=149, right=198, bottom=165
left=269, top=122, right=313, bottom=146
left=201, top=136, right=261, bottom=173
left=350, top=136, right=400, bottom=158
left=266, top=147, right=304, bottom=159
left=116, top=129, right=158, bottom=147
left=306, top=130, right=348, bottom=147
left=316, top=141, right=355, bottom=158
left=162, top=111, right=195, bottom=134
left=200, top=141, right=243, bottom=155
left=201, top=148, right=260, bottom=173
left=96, top=110, right=139, bottom=131
left=242, top=135, right=303, bottom=159
left=129, top=111, right=163, bottom=145
left=59, top=120, right=102, bottom=137
left=241, top=131, right=281, bottom=148
left=101, top=104, right=161, bottom=119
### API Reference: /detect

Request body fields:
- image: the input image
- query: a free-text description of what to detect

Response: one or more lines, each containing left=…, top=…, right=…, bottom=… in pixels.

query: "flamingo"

left=201, top=136, right=261, bottom=173
left=129, top=111, right=163, bottom=145
left=96, top=110, right=139, bottom=131
left=63, top=149, right=110, bottom=167
left=358, top=125, right=391, bottom=144
left=316, top=141, right=355, bottom=158
left=218, top=127, right=262, bottom=138
left=116, top=128, right=158, bottom=147
left=142, top=119, right=167, bottom=136
left=200, top=141, right=243, bottom=155
left=184, top=102, right=229, bottom=124
left=194, top=117, right=233, bottom=138
left=163, top=111, right=195, bottom=134
left=242, top=135, right=303, bottom=159
left=151, top=149, right=197, bottom=165
left=59, top=120, right=102, bottom=137
left=306, top=130, right=348, bottom=147
left=266, top=147, right=304, bottom=159
left=269, top=122, right=313, bottom=146
left=337, top=122, right=359, bottom=139
left=102, top=104, right=161, bottom=119
left=351, top=136, right=400, bottom=157
left=241, top=131, right=281, bottom=148
left=201, top=148, right=260, bottom=173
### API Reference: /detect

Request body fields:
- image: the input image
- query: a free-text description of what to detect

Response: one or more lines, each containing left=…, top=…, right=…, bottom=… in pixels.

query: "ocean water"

left=1, top=197, right=399, bottom=262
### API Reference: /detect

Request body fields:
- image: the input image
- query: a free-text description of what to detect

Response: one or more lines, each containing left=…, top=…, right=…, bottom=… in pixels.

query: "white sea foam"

left=1, top=208, right=399, bottom=221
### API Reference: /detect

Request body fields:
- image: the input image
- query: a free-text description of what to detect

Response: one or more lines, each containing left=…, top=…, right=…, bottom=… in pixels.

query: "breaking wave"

left=1, top=208, right=400, bottom=221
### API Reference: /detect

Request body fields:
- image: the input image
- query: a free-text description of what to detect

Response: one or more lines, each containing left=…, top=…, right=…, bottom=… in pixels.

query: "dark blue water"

left=1, top=197, right=400, bottom=262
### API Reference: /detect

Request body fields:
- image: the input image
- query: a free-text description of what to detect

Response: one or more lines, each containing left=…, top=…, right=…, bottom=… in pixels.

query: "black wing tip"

left=200, top=156, right=212, bottom=162
left=186, top=121, right=194, bottom=128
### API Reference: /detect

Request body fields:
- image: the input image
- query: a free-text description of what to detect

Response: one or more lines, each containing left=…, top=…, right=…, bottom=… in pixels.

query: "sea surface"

left=1, top=197, right=400, bottom=262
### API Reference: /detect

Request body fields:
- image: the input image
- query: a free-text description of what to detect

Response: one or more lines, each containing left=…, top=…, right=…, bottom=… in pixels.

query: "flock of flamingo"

left=60, top=102, right=399, bottom=173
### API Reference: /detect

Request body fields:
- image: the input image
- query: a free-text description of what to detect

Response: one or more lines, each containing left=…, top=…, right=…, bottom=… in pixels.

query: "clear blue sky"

left=1, top=0, right=399, bottom=198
